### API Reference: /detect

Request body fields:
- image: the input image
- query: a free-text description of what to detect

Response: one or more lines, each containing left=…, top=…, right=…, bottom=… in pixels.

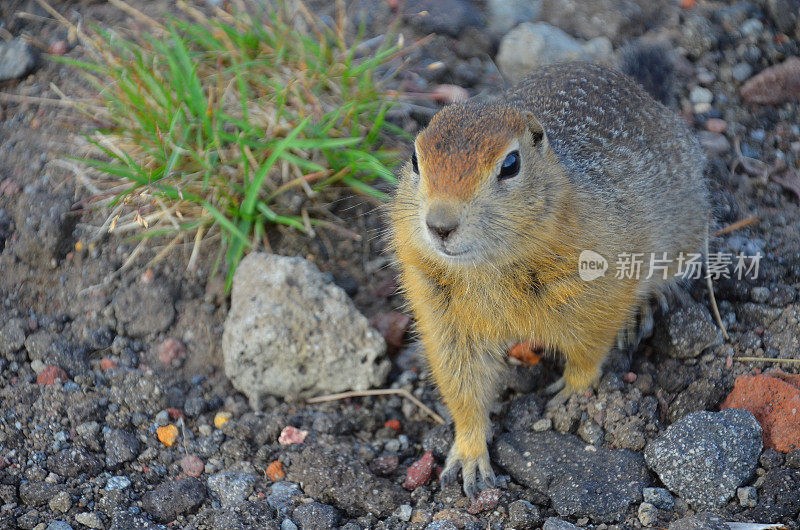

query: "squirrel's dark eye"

left=411, top=151, right=419, bottom=174
left=498, top=151, right=520, bottom=180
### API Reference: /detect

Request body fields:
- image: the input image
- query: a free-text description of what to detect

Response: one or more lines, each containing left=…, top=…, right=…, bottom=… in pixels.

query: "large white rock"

left=496, top=22, right=613, bottom=85
left=222, top=252, right=389, bottom=405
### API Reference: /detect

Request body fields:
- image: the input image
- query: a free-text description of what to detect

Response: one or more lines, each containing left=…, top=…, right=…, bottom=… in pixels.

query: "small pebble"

left=157, top=424, right=179, bottom=447
left=396, top=504, right=413, bottom=522
left=74, top=513, right=103, bottom=529
left=49, top=490, right=71, bottom=513
left=106, top=476, right=131, bottom=490
left=48, top=40, right=68, bottom=55
left=732, top=62, right=753, bottom=83
left=705, top=118, right=727, bottom=133
left=99, top=358, right=117, bottom=370
left=467, top=488, right=501, bottom=514
left=740, top=18, right=763, bottom=38
left=370, top=454, right=399, bottom=476
left=638, top=502, right=658, bottom=527
left=643, top=487, right=674, bottom=510
left=155, top=410, right=170, bottom=427
left=158, top=338, right=186, bottom=365
left=737, top=486, right=757, bottom=507
left=623, top=372, right=637, bottom=383
left=403, top=451, right=434, bottom=490
left=266, top=460, right=286, bottom=481
left=180, top=455, right=205, bottom=477
left=690, top=86, right=713, bottom=105
left=385, top=419, right=401, bottom=432
left=166, top=408, right=185, bottom=420
left=37, top=366, right=69, bottom=385
left=278, top=426, right=308, bottom=445
left=213, top=411, right=231, bottom=429
left=533, top=418, right=552, bottom=432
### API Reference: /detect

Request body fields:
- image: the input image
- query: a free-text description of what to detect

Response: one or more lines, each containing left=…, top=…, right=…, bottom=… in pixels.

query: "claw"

left=545, top=387, right=571, bottom=411
left=544, top=376, right=566, bottom=396
left=442, top=447, right=496, bottom=499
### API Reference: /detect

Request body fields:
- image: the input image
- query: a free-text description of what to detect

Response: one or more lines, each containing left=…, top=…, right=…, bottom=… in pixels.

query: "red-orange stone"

left=720, top=371, right=800, bottom=453
left=37, top=366, right=69, bottom=385
left=403, top=451, right=434, bottom=490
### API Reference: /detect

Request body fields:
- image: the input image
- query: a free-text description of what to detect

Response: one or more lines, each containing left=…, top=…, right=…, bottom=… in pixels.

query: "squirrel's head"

left=390, top=102, right=568, bottom=267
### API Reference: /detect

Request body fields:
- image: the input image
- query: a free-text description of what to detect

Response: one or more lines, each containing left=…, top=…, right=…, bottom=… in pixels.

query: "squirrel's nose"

left=426, top=205, right=459, bottom=242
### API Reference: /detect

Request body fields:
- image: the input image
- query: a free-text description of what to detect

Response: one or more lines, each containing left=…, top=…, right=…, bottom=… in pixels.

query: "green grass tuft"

left=60, top=1, right=409, bottom=290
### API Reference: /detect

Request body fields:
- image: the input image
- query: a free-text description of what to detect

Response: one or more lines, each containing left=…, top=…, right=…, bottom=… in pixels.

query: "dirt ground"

left=1, top=0, right=800, bottom=529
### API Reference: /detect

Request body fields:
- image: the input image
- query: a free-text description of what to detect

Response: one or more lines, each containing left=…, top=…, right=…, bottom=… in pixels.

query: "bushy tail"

left=618, top=40, right=675, bottom=106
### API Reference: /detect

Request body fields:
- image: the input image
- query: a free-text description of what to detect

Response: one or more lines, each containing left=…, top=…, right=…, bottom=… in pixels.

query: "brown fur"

left=387, top=62, right=709, bottom=496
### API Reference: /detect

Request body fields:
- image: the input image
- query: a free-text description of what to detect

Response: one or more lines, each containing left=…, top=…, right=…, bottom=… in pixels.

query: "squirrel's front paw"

left=440, top=446, right=496, bottom=498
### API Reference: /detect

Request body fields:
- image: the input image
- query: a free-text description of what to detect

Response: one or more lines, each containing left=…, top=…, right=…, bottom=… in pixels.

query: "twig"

left=734, top=357, right=800, bottom=365
left=0, top=92, right=101, bottom=112
left=705, top=222, right=730, bottom=341
left=306, top=388, right=446, bottom=425
left=713, top=216, right=760, bottom=236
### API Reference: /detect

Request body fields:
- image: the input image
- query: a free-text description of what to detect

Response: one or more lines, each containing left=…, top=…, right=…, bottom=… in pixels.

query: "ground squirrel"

left=388, top=62, right=710, bottom=495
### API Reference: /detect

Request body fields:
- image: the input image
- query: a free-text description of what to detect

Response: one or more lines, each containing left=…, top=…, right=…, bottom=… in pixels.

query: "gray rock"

left=689, top=86, right=713, bottom=105
left=422, top=422, right=454, bottom=461
left=732, top=62, right=754, bottom=83
left=507, top=500, right=542, bottom=529
left=46, top=523, right=73, bottom=530
left=395, top=504, right=413, bottom=522
left=666, top=378, right=726, bottom=424
left=0, top=318, right=26, bottom=356
left=425, top=523, right=457, bottom=530
left=542, top=518, right=578, bottom=530
left=637, top=502, right=658, bottom=527
left=141, top=478, right=207, bottom=523
left=503, top=394, right=543, bottom=432
left=488, top=0, right=541, bottom=36
left=47, top=447, right=102, bottom=477
left=403, top=0, right=484, bottom=37
left=644, top=409, right=762, bottom=510
left=104, top=429, right=140, bottom=468
left=74, top=512, right=104, bottom=529
left=287, top=446, right=408, bottom=518
left=267, top=481, right=303, bottom=517
left=106, top=476, right=132, bottom=491
left=698, top=131, right=731, bottom=154
left=496, top=22, right=613, bottom=85
left=112, top=281, right=175, bottom=338
left=24, top=331, right=88, bottom=373
left=492, top=430, right=649, bottom=521
left=652, top=302, right=722, bottom=359
left=642, top=487, right=673, bottom=510
left=737, top=486, right=757, bottom=507
left=207, top=472, right=256, bottom=507
left=49, top=490, right=72, bottom=513
left=668, top=512, right=728, bottom=530
left=539, top=0, right=666, bottom=43
left=19, top=481, right=65, bottom=506
left=679, top=14, right=719, bottom=58
left=12, top=188, right=71, bottom=267
left=0, top=39, right=37, bottom=81
left=293, top=501, right=340, bottom=529
left=222, top=253, right=389, bottom=402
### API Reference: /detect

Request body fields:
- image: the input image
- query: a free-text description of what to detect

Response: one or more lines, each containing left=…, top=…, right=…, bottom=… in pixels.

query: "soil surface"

left=1, top=1, right=800, bottom=529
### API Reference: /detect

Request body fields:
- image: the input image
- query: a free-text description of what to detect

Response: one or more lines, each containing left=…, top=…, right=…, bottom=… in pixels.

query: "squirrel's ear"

left=523, top=111, right=550, bottom=154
